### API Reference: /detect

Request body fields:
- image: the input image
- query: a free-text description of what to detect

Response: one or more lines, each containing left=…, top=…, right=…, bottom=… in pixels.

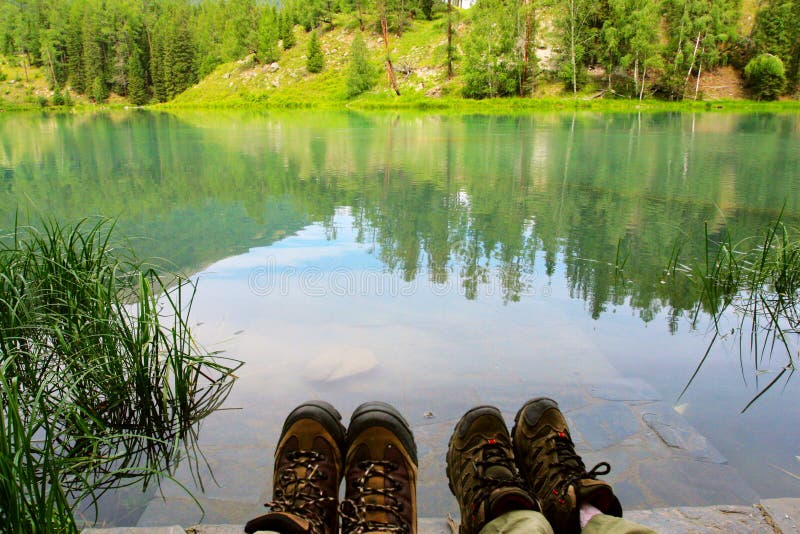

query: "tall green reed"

left=0, top=218, right=241, bottom=532
left=671, top=210, right=800, bottom=411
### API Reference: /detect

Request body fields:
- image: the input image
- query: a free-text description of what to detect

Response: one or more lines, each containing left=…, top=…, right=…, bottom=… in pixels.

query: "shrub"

left=52, top=88, right=65, bottom=106
left=307, top=31, right=325, bottom=73
left=421, top=0, right=434, bottom=20
left=0, top=69, right=7, bottom=82
left=346, top=33, right=375, bottom=97
left=37, top=95, right=48, bottom=107
left=744, top=53, right=787, bottom=100
left=91, top=77, right=108, bottom=103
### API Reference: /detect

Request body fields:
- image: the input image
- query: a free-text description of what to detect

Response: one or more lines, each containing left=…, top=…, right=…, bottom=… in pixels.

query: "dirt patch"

left=695, top=65, right=747, bottom=100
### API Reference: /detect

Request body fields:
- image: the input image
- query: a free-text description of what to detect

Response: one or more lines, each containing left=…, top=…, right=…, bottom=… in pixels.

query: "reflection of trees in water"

left=1, top=111, right=798, bottom=327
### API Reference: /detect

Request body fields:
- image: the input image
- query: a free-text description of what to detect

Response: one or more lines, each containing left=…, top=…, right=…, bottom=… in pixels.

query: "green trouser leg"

left=479, top=510, right=555, bottom=534
left=479, top=510, right=658, bottom=534
left=582, top=513, right=658, bottom=534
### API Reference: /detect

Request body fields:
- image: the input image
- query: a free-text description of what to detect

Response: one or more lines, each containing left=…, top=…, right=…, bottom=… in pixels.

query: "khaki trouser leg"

left=479, top=511, right=657, bottom=534
left=582, top=514, right=658, bottom=534
left=479, top=510, right=555, bottom=534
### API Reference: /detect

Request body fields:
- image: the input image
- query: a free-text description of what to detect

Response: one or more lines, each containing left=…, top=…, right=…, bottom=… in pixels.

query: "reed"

left=672, top=209, right=799, bottom=411
left=0, top=218, right=241, bottom=532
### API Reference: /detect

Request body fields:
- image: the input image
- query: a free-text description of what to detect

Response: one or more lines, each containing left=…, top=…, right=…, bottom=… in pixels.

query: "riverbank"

left=4, top=95, right=800, bottom=115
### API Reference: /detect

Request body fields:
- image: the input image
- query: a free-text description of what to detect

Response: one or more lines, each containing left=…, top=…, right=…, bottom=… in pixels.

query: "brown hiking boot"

left=512, top=398, right=622, bottom=534
left=340, top=401, right=417, bottom=534
left=446, top=406, right=538, bottom=534
left=245, top=401, right=346, bottom=534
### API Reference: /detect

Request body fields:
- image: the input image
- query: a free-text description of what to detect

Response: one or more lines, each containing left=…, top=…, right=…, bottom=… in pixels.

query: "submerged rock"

left=304, top=347, right=378, bottom=382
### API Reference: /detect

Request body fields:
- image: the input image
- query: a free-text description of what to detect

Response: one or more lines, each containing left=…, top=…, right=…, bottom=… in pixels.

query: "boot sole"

left=348, top=401, right=418, bottom=465
left=445, top=405, right=504, bottom=495
left=280, top=400, right=347, bottom=452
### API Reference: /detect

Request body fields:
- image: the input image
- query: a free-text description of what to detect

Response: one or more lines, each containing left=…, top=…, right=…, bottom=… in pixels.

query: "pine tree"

left=346, top=33, right=375, bottom=97
left=164, top=13, right=197, bottom=99
left=279, top=13, right=296, bottom=50
left=307, top=31, right=325, bottom=73
left=65, top=4, right=84, bottom=94
left=258, top=9, right=281, bottom=63
left=82, top=9, right=106, bottom=100
left=127, top=47, right=147, bottom=105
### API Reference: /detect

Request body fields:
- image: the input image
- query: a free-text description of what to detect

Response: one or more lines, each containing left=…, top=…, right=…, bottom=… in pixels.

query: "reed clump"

left=670, top=211, right=800, bottom=411
left=0, top=218, right=241, bottom=532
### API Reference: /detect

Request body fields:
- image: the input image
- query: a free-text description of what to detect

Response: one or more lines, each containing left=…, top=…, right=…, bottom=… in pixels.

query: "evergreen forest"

left=0, top=0, right=799, bottom=106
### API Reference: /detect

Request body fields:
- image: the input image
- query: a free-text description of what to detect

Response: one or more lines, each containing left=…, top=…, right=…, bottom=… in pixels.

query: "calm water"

left=1, top=110, right=799, bottom=525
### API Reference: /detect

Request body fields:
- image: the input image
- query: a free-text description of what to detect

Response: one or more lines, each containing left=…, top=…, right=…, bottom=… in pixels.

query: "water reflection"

left=1, top=110, right=797, bottom=322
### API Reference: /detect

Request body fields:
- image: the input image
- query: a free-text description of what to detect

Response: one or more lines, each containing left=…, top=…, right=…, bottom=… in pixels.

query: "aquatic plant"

left=0, top=218, right=241, bottom=532
left=670, top=209, right=800, bottom=411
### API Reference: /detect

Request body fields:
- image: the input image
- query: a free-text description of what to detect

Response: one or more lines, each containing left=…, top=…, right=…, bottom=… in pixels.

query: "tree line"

left=1, top=0, right=798, bottom=103
left=463, top=0, right=800, bottom=99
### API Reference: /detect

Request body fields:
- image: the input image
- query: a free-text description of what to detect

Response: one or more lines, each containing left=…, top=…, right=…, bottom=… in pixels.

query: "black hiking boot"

left=512, top=398, right=622, bottom=534
left=245, top=401, right=346, bottom=534
left=446, top=406, right=539, bottom=534
left=340, top=401, right=418, bottom=534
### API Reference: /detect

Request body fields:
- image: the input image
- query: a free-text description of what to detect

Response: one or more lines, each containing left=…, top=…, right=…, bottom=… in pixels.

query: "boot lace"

left=464, top=440, right=527, bottom=519
left=339, top=460, right=410, bottom=534
left=550, top=433, right=611, bottom=502
left=268, top=449, right=334, bottom=534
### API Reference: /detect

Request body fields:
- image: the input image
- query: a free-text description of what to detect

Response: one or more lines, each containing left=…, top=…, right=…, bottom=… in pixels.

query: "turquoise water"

left=1, top=110, right=798, bottom=525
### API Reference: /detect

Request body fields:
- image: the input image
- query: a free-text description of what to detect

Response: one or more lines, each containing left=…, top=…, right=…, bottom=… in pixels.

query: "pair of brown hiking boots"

left=245, top=401, right=417, bottom=534
left=245, top=398, right=621, bottom=534
left=447, top=398, right=623, bottom=534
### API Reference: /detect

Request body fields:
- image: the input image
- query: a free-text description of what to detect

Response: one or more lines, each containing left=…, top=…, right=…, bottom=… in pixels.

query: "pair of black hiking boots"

left=245, top=398, right=621, bottom=534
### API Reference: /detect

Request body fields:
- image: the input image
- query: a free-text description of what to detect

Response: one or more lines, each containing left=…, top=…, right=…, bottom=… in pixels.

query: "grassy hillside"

left=172, top=13, right=463, bottom=108
left=167, top=9, right=775, bottom=111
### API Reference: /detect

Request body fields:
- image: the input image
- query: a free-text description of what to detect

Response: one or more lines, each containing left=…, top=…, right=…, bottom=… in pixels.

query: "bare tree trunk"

left=639, top=61, right=647, bottom=100
left=520, top=0, right=534, bottom=96
left=633, top=56, right=639, bottom=97
left=378, top=0, right=401, bottom=95
left=45, top=46, right=57, bottom=88
left=684, top=31, right=702, bottom=95
left=357, top=2, right=365, bottom=31
left=447, top=0, right=454, bottom=78
left=694, top=61, right=702, bottom=99
left=569, top=0, right=577, bottom=97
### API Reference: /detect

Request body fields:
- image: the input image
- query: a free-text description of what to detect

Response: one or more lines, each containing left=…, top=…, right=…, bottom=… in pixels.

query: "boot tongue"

left=485, top=464, right=513, bottom=479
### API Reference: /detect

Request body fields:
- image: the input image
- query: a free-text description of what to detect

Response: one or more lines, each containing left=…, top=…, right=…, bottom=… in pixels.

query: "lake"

left=1, top=109, right=798, bottom=526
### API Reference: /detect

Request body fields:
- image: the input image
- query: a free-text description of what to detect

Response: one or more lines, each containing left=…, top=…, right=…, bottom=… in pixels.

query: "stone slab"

left=137, top=496, right=263, bottom=528
left=589, top=379, right=662, bottom=403
left=638, top=460, right=760, bottom=507
left=760, top=498, right=800, bottom=533
left=639, top=403, right=727, bottom=464
left=83, top=527, right=184, bottom=534
left=626, top=505, right=774, bottom=533
left=568, top=401, right=641, bottom=450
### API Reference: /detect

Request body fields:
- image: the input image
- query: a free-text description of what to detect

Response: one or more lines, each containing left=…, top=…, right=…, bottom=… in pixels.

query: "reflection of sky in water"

left=187, top=213, right=799, bottom=512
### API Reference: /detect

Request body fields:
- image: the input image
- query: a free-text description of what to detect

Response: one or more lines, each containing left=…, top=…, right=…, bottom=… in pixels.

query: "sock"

left=579, top=503, right=602, bottom=529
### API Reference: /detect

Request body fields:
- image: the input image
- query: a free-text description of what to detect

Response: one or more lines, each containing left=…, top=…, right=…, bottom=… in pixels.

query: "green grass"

left=0, top=218, right=241, bottom=532
left=671, top=211, right=800, bottom=411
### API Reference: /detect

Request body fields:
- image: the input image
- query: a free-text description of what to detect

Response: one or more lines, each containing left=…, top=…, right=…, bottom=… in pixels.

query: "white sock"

left=579, top=503, right=603, bottom=529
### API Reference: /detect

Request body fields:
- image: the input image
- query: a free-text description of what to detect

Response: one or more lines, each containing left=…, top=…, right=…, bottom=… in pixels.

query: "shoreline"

left=3, top=95, right=800, bottom=115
